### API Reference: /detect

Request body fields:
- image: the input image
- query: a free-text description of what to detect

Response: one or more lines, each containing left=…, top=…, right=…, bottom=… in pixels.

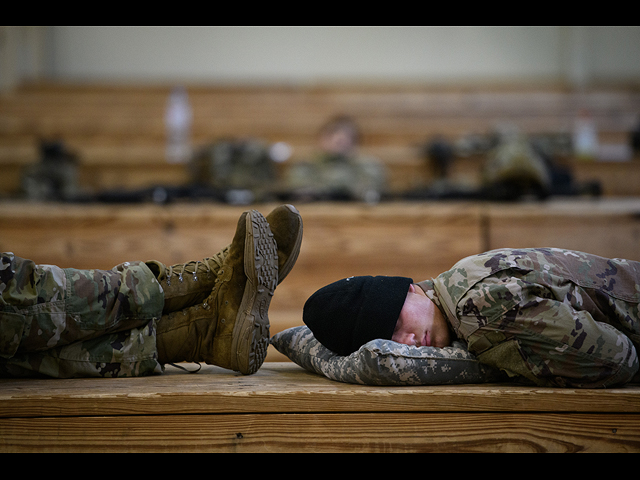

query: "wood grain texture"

left=1, top=364, right=639, bottom=453
left=1, top=363, right=639, bottom=418
left=485, top=198, right=640, bottom=261
left=1, top=412, right=639, bottom=453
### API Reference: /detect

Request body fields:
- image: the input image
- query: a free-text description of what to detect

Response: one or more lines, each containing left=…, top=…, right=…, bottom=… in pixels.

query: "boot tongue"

left=144, top=260, right=165, bottom=281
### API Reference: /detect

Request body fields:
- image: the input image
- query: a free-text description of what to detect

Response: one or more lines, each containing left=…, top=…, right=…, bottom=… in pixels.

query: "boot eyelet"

left=221, top=318, right=226, bottom=323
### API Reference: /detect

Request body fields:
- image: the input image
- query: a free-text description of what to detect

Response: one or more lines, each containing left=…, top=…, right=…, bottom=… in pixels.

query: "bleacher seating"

left=1, top=82, right=640, bottom=196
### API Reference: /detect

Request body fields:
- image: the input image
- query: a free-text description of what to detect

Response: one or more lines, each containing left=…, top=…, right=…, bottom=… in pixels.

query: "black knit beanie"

left=303, top=275, right=413, bottom=356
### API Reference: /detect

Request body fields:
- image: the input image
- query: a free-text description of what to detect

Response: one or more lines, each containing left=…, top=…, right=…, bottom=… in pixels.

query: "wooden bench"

left=1, top=362, right=639, bottom=452
left=2, top=82, right=640, bottom=196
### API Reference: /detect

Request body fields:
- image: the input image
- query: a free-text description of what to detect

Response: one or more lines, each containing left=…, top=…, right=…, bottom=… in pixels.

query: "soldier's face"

left=320, top=129, right=355, bottom=155
left=391, top=284, right=451, bottom=348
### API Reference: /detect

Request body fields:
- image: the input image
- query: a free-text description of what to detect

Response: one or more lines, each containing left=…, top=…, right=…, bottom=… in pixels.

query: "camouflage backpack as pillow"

left=270, top=325, right=507, bottom=386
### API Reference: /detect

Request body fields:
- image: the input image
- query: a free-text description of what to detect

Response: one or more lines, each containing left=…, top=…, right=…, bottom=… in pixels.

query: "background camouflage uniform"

left=0, top=253, right=164, bottom=378
left=419, top=248, right=640, bottom=388
left=286, top=152, right=387, bottom=203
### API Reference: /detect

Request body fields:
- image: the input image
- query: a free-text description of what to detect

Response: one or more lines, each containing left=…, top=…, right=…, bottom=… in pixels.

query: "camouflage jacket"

left=418, top=248, right=640, bottom=388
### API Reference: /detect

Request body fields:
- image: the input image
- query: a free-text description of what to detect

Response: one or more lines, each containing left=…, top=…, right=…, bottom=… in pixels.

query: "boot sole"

left=231, top=210, right=278, bottom=374
left=276, top=204, right=303, bottom=284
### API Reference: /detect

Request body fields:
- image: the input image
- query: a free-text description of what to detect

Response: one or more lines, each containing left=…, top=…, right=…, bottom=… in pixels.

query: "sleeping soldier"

left=303, top=248, right=640, bottom=388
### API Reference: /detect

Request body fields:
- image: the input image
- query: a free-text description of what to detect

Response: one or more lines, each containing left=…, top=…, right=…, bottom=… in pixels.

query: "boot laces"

left=167, top=362, right=202, bottom=373
left=165, top=246, right=229, bottom=286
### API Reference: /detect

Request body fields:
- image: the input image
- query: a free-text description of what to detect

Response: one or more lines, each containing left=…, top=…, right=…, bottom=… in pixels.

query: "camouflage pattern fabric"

left=482, top=136, right=551, bottom=190
left=190, top=139, right=277, bottom=202
left=286, top=153, right=387, bottom=203
left=0, top=253, right=164, bottom=378
left=422, top=247, right=640, bottom=388
left=270, top=325, right=507, bottom=386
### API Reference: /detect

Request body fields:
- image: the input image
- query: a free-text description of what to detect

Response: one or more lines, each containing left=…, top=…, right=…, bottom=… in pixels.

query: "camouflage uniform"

left=481, top=134, right=552, bottom=200
left=286, top=152, right=387, bottom=203
left=0, top=253, right=164, bottom=378
left=419, top=248, right=640, bottom=388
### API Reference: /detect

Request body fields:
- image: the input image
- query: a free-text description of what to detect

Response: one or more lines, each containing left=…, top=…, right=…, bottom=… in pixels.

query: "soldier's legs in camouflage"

left=0, top=316, right=162, bottom=378
left=0, top=253, right=164, bottom=378
left=0, top=204, right=301, bottom=378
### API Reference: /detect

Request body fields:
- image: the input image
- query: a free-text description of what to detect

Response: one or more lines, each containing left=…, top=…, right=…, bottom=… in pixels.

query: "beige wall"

left=3, top=26, right=640, bottom=91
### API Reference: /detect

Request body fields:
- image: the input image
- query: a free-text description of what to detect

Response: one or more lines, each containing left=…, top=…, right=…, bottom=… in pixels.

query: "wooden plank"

left=485, top=198, right=640, bottom=261
left=0, top=202, right=248, bottom=269
left=0, top=199, right=482, bottom=275
left=1, top=411, right=638, bottom=452
left=1, top=363, right=639, bottom=419
left=573, top=160, right=640, bottom=197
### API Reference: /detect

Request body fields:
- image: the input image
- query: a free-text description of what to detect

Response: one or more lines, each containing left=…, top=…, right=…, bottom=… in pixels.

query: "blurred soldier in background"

left=190, top=138, right=281, bottom=204
left=285, top=115, right=387, bottom=203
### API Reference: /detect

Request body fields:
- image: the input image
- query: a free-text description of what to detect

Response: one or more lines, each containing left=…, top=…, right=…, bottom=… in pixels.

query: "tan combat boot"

left=265, top=204, right=303, bottom=284
left=155, top=209, right=278, bottom=374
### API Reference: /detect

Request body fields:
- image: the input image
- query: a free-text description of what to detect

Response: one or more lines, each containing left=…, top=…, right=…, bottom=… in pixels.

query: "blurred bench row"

left=1, top=82, right=640, bottom=197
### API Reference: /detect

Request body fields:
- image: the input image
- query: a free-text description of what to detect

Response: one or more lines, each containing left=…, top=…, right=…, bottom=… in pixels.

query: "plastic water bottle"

left=165, top=86, right=193, bottom=164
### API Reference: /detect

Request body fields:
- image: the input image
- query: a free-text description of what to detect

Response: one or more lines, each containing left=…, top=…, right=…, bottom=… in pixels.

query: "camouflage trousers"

left=0, top=253, right=165, bottom=378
